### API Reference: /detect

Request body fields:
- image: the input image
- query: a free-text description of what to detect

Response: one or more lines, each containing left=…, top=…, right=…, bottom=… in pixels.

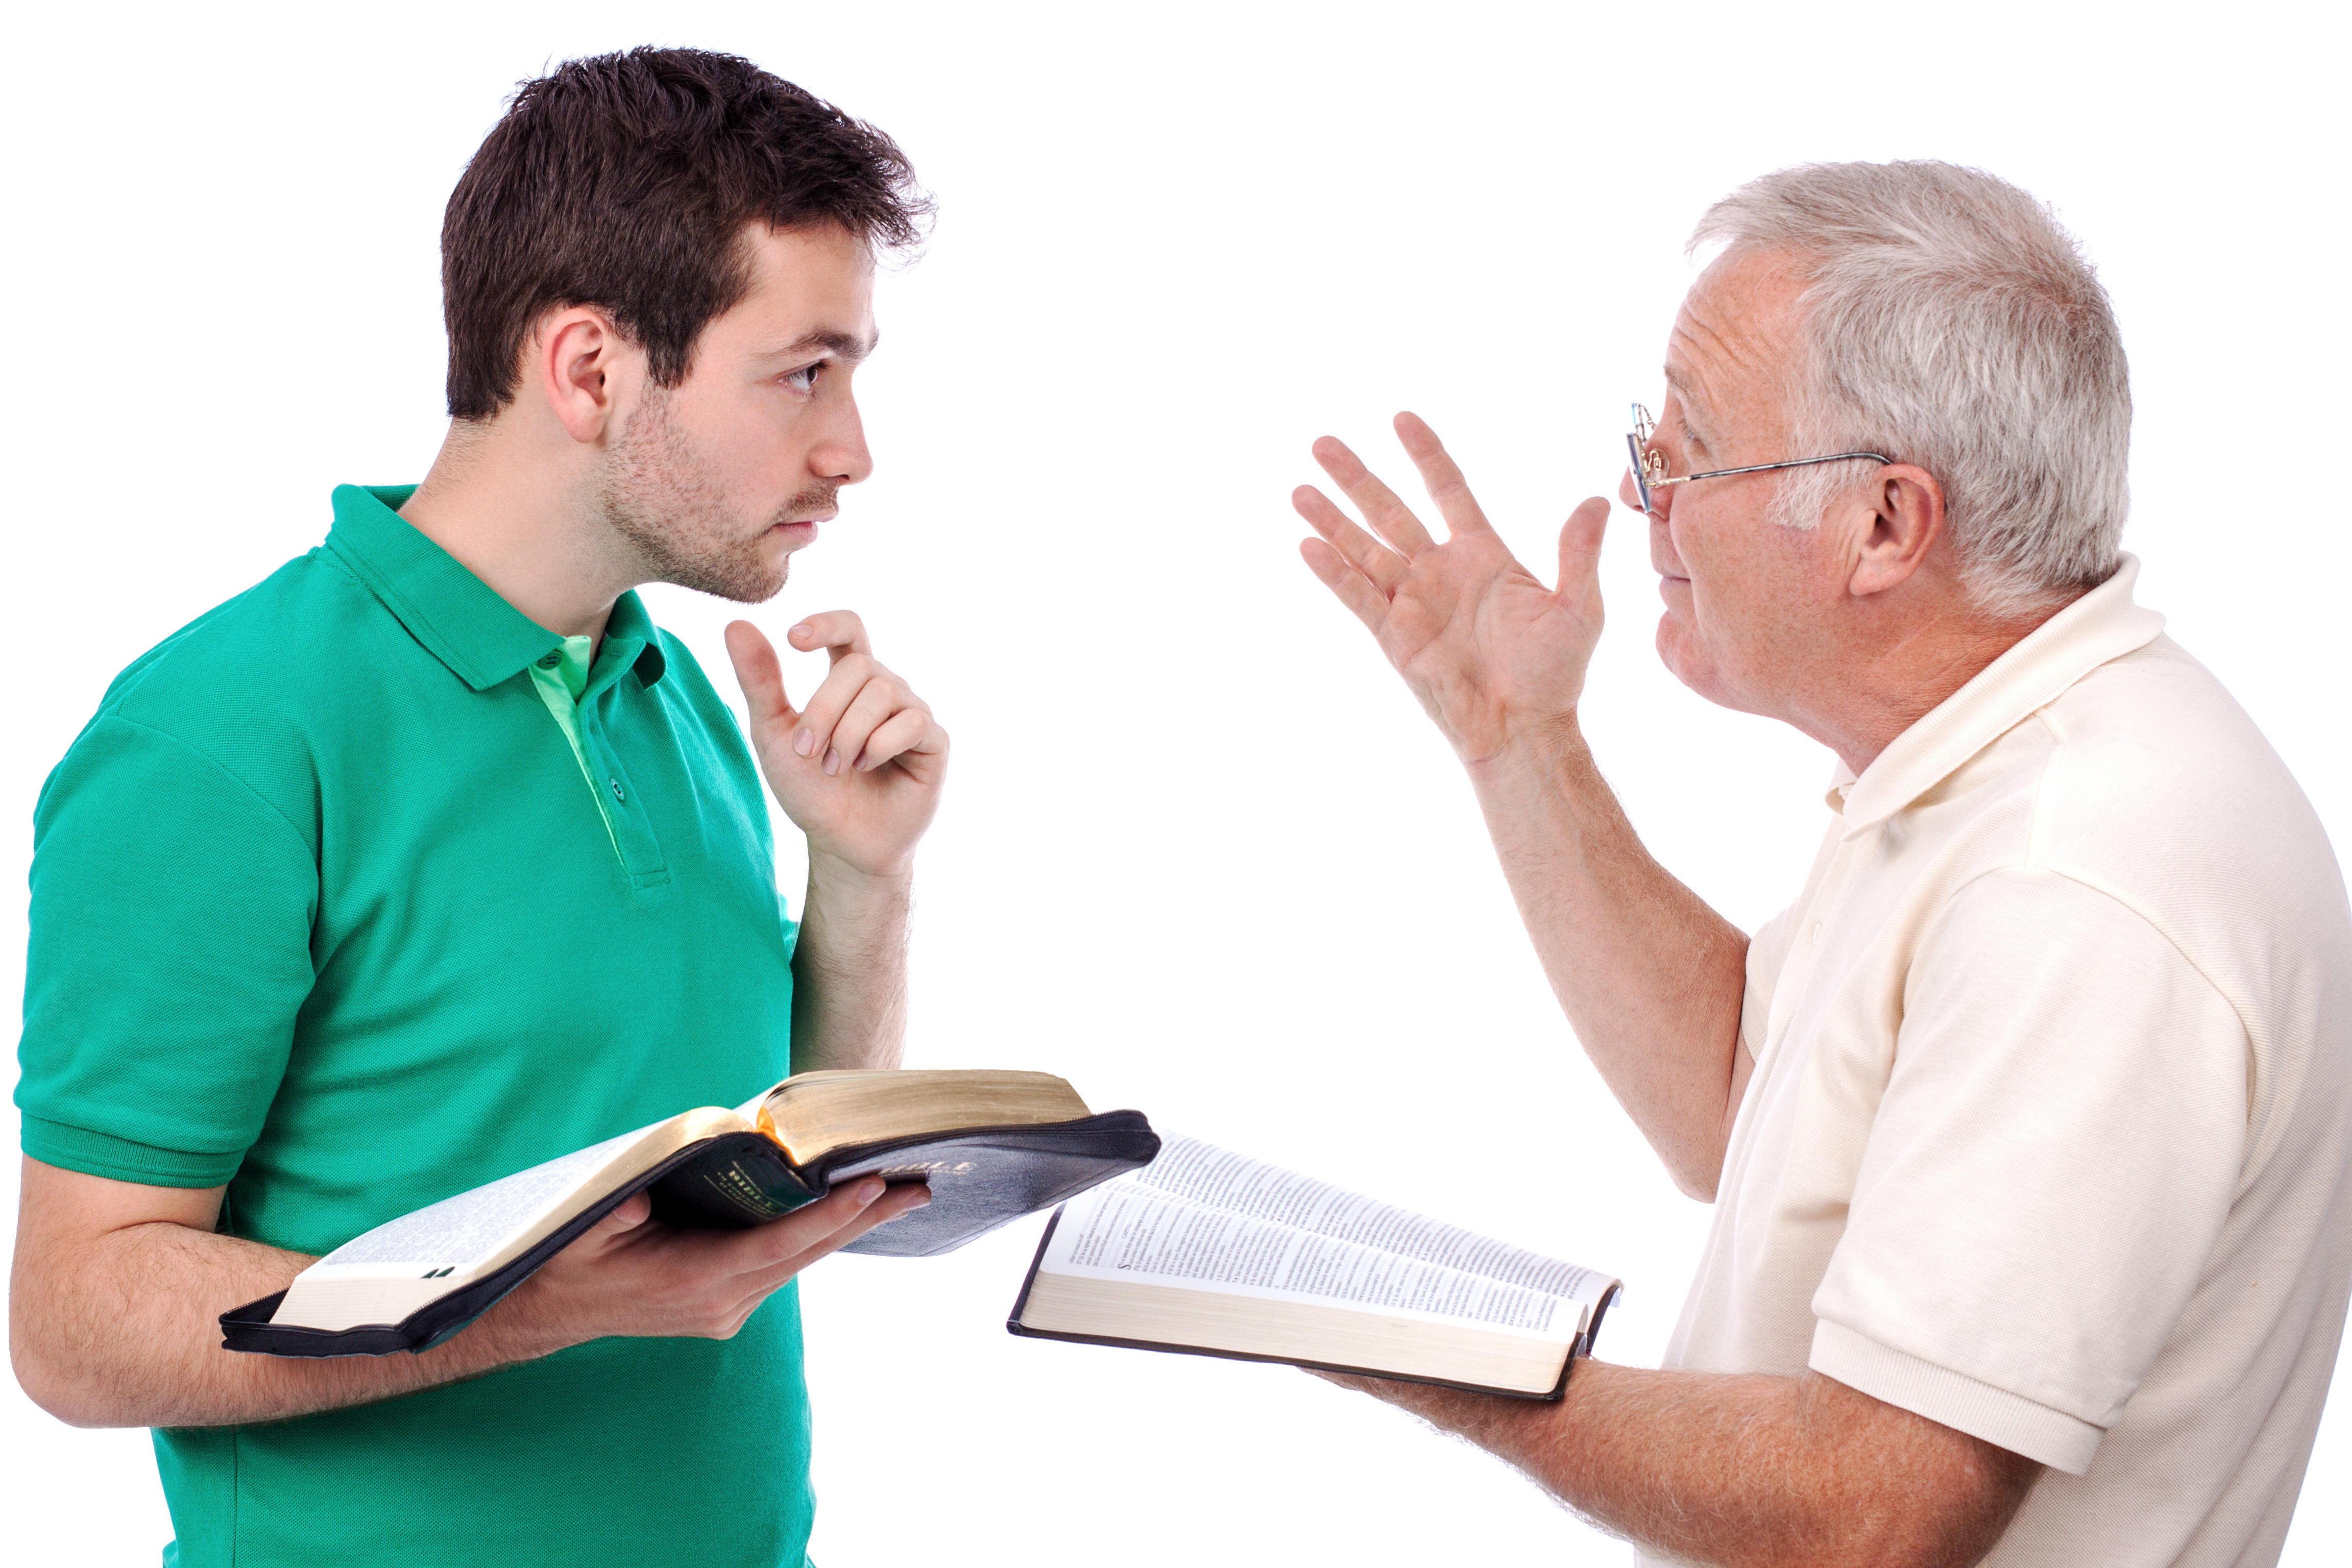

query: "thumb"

left=1555, top=497, right=1610, bottom=603
left=724, top=620, right=798, bottom=728
left=577, top=1189, right=654, bottom=1252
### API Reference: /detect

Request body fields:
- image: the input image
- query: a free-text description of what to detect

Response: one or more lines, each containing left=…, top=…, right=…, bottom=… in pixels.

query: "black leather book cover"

left=222, top=1111, right=1158, bottom=1357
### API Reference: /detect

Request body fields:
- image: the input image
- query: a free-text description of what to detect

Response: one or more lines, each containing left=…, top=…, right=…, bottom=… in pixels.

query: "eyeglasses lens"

left=1628, top=404, right=1659, bottom=513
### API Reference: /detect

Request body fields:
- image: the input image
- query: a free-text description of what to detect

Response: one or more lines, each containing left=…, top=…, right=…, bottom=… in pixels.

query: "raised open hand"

left=725, top=612, right=947, bottom=880
left=1294, top=412, right=1611, bottom=769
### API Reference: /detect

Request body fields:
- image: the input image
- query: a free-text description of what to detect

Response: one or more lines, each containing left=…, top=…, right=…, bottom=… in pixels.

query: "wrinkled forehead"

left=1665, top=248, right=1809, bottom=427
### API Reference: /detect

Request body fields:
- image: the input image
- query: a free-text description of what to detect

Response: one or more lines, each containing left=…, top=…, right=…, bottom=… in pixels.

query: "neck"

left=1789, top=591, right=2076, bottom=777
left=396, top=420, right=640, bottom=641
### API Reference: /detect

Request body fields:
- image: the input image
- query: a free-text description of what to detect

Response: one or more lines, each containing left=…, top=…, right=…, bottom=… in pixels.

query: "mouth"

left=770, top=517, right=827, bottom=544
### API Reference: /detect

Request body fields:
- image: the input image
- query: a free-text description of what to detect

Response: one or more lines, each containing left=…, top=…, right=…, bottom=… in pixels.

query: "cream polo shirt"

left=1652, top=557, right=2352, bottom=1568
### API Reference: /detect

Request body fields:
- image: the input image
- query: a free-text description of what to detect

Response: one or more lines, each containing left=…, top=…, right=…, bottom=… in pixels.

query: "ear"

left=531, top=307, right=633, bottom=445
left=1846, top=464, right=1946, bottom=599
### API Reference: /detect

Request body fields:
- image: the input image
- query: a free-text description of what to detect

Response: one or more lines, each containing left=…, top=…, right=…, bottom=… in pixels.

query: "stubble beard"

left=594, top=385, right=837, bottom=605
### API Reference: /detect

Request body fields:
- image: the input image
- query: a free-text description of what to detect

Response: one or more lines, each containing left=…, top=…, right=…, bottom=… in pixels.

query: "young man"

left=12, top=50, right=940, bottom=1567
left=1295, top=161, right=2351, bottom=1565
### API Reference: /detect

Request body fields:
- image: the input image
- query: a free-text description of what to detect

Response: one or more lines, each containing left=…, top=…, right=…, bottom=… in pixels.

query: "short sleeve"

left=17, top=714, right=318, bottom=1186
left=1807, top=867, right=2245, bottom=1474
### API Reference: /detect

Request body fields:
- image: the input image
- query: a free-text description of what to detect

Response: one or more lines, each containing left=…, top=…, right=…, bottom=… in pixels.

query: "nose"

left=1618, top=465, right=1646, bottom=514
left=814, top=394, right=874, bottom=487
left=1620, top=462, right=1671, bottom=519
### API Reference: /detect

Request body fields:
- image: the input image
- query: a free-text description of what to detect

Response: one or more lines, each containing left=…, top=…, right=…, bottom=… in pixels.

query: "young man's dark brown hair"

left=442, top=46, right=930, bottom=419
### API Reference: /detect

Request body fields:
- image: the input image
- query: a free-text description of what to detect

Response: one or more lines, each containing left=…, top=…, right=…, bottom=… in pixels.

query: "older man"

left=1293, top=161, right=2352, bottom=1567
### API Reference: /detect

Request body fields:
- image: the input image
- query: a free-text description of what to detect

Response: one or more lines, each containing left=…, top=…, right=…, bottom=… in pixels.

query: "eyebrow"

left=756, top=328, right=879, bottom=363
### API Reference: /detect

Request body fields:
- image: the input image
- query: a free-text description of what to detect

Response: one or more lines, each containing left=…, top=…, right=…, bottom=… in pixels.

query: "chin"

left=670, top=552, right=790, bottom=606
left=1654, top=616, right=1723, bottom=704
left=1653, top=613, right=1689, bottom=680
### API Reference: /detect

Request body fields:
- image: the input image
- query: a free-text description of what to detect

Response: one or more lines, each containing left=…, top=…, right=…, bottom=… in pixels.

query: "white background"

left=4, top=1, right=2346, bottom=1562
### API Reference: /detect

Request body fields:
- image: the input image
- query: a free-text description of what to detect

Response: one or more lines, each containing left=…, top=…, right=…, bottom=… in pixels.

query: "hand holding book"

left=227, top=1069, right=1158, bottom=1357
left=1010, top=1135, right=1618, bottom=1399
left=503, top=1172, right=933, bottom=1349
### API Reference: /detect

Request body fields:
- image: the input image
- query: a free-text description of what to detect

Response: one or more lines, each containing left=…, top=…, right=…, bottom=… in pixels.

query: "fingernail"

left=791, top=623, right=813, bottom=642
left=823, top=748, right=841, bottom=775
left=903, top=1188, right=932, bottom=1210
left=855, top=1179, right=885, bottom=1204
left=794, top=729, right=815, bottom=756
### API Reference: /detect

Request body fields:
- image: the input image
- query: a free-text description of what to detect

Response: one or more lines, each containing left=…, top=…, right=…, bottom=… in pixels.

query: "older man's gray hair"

left=1693, top=161, right=2130, bottom=619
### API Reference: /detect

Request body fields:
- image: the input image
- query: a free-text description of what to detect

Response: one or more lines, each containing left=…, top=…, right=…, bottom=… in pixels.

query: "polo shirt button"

left=610, top=778, right=627, bottom=803
left=537, top=652, right=561, bottom=669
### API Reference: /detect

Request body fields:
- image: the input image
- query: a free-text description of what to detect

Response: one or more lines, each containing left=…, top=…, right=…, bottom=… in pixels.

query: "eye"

left=782, top=362, right=822, bottom=394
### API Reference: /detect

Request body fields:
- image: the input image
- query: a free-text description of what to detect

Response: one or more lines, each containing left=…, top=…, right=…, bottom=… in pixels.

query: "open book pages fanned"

left=222, top=1069, right=1158, bottom=1359
left=1007, top=1135, right=1618, bottom=1399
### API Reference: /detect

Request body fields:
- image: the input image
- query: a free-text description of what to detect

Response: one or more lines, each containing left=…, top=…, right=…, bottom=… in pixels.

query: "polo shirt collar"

left=1832, top=554, right=2165, bottom=837
left=324, top=484, right=667, bottom=693
left=590, top=589, right=667, bottom=698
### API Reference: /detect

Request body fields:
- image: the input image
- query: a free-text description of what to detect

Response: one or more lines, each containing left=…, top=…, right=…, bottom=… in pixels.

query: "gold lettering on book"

left=869, top=1159, right=977, bottom=1179
left=711, top=1163, right=794, bottom=1215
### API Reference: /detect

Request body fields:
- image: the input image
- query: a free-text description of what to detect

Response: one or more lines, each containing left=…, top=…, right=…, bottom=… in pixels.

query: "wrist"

left=1464, top=710, right=1588, bottom=791
left=470, top=1274, right=585, bottom=1364
left=1475, top=1356, right=1605, bottom=1509
left=805, top=846, right=916, bottom=898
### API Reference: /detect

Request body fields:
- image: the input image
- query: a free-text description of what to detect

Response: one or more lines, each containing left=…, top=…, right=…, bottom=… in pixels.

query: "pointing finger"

left=786, top=610, right=873, bottom=665
left=724, top=621, right=798, bottom=727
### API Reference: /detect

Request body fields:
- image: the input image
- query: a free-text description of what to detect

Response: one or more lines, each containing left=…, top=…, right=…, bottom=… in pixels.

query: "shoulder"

left=43, top=549, right=383, bottom=836
left=2028, top=634, right=2331, bottom=880
left=95, top=547, right=378, bottom=729
left=2012, top=635, right=2352, bottom=1065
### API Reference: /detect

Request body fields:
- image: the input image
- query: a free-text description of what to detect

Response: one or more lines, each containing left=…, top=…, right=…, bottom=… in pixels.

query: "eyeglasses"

left=1627, top=404, right=1893, bottom=516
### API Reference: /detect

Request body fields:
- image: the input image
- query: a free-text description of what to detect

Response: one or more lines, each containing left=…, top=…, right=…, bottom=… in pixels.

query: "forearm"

left=12, top=1215, right=568, bottom=1430
left=1469, top=717, right=1750, bottom=1196
left=789, top=849, right=912, bottom=1072
left=1421, top=1361, right=2030, bottom=1568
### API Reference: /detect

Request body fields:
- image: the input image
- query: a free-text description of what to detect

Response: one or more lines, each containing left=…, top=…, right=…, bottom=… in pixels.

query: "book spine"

left=1004, top=1209, right=1063, bottom=1332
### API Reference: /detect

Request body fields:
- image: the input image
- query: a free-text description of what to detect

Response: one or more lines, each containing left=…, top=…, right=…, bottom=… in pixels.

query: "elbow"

left=10, top=1310, right=133, bottom=1429
left=1669, top=1153, right=1723, bottom=1204
left=1811, top=1534, right=1982, bottom=1568
left=1807, top=1469, right=2039, bottom=1568
left=11, top=1346, right=115, bottom=1429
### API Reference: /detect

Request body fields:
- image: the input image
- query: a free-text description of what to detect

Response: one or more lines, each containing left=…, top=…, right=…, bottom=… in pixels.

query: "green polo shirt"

left=18, top=485, right=815, bottom=1567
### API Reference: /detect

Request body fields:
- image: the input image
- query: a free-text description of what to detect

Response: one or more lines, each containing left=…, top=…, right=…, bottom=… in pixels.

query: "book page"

left=1130, top=1135, right=1609, bottom=1307
left=315, top=1123, right=654, bottom=1271
left=1038, top=1181, right=1579, bottom=1341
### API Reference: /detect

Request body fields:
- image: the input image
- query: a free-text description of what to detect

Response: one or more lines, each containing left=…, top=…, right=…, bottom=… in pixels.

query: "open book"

left=1008, top=1135, right=1617, bottom=1399
left=223, top=1069, right=1158, bottom=1358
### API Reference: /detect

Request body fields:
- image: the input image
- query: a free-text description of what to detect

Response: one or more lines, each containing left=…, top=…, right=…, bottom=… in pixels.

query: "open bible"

left=1008, top=1135, right=1618, bottom=1398
left=223, top=1069, right=1158, bottom=1358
